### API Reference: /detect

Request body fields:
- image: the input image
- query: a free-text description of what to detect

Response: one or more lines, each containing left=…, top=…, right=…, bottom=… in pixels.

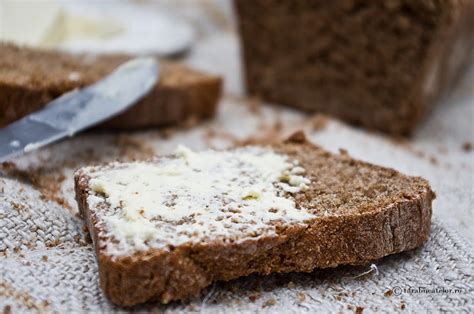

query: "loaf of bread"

left=235, top=0, right=474, bottom=135
left=0, top=43, right=222, bottom=129
left=74, top=132, right=434, bottom=306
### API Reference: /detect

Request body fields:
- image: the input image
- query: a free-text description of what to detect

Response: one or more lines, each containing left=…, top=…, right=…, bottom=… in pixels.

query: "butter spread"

left=85, top=146, right=313, bottom=256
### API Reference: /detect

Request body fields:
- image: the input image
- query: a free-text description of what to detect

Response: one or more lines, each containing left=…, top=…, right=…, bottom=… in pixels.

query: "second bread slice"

left=0, top=43, right=222, bottom=129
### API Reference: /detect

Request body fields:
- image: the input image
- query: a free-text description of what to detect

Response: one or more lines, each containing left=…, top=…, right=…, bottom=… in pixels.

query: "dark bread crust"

left=74, top=133, right=434, bottom=306
left=235, top=0, right=474, bottom=135
left=0, top=43, right=222, bottom=129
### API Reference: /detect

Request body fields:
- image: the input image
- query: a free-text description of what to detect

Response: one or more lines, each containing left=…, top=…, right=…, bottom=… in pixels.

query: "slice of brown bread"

left=74, top=132, right=434, bottom=306
left=0, top=43, right=222, bottom=129
left=235, top=0, right=474, bottom=135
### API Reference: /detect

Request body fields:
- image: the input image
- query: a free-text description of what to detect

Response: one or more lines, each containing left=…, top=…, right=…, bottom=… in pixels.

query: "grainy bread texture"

left=0, top=43, right=222, bottom=129
left=74, top=133, right=434, bottom=306
left=235, top=0, right=474, bottom=135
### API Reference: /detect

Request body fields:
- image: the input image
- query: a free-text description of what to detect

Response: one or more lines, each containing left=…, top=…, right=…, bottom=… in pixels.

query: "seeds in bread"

left=74, top=133, right=434, bottom=306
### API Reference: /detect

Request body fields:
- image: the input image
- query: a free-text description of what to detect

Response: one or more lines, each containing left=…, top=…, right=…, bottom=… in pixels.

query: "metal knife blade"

left=0, top=57, right=158, bottom=162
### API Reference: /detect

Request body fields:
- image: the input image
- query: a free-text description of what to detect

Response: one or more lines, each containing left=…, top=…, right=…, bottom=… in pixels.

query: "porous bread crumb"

left=248, top=293, right=260, bottom=302
left=1, top=162, right=70, bottom=211
left=247, top=97, right=262, bottom=114
left=10, top=201, right=27, bottom=212
left=45, top=239, right=61, bottom=248
left=339, top=148, right=349, bottom=156
left=462, top=141, right=473, bottom=152
left=429, top=156, right=438, bottom=165
left=73, top=235, right=88, bottom=247
left=308, top=113, right=329, bottom=131
left=297, top=292, right=306, bottom=302
left=262, top=298, right=277, bottom=307
left=0, top=282, right=49, bottom=312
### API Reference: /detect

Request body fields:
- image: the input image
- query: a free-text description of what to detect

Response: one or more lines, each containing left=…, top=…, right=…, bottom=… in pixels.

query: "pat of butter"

left=85, top=146, right=313, bottom=256
left=0, top=0, right=122, bottom=48
left=89, top=180, right=106, bottom=194
left=289, top=175, right=310, bottom=187
left=0, top=0, right=63, bottom=46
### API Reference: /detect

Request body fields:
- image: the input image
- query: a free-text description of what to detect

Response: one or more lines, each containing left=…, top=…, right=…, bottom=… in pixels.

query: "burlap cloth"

left=1, top=175, right=473, bottom=313
left=1, top=202, right=473, bottom=313
left=1, top=93, right=473, bottom=313
left=1, top=1, right=473, bottom=312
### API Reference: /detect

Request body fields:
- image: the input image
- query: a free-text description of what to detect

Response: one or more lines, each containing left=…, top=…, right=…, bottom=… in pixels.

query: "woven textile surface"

left=1, top=177, right=472, bottom=313
left=1, top=94, right=473, bottom=312
left=1, top=1, right=473, bottom=312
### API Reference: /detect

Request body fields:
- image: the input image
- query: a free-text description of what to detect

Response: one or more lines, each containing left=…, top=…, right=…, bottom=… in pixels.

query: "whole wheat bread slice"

left=74, top=132, right=434, bottom=306
left=0, top=43, right=222, bottom=129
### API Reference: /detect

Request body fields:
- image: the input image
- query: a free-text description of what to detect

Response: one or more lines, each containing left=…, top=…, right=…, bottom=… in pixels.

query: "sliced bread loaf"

left=74, top=132, right=434, bottom=306
left=235, top=0, right=474, bottom=135
left=0, top=43, right=222, bottom=129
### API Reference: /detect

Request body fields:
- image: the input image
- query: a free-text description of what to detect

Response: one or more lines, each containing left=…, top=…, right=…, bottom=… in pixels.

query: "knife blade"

left=0, top=57, right=158, bottom=162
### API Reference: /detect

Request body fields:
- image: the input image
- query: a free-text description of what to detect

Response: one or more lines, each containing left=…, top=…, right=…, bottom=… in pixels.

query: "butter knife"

left=0, top=57, right=158, bottom=162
